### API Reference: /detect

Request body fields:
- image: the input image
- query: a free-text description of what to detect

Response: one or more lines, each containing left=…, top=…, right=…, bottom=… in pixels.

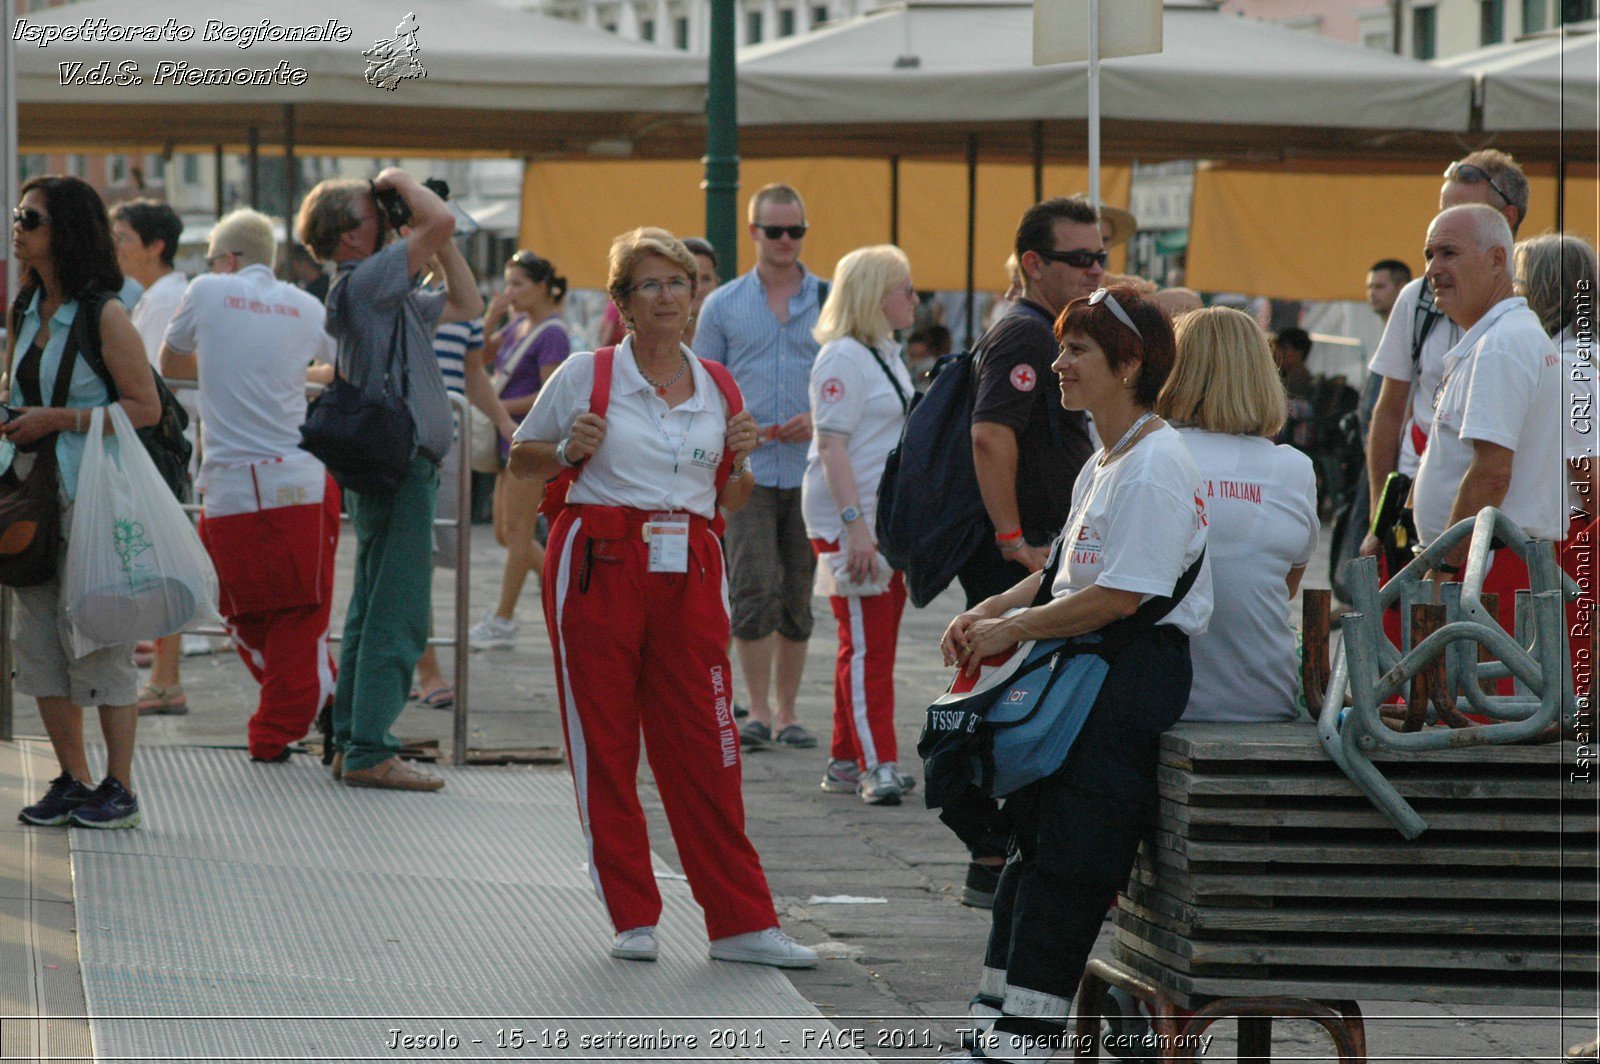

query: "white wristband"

left=555, top=437, right=575, bottom=468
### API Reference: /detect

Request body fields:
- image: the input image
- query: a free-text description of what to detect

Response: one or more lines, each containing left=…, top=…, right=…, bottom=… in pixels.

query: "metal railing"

left=1, top=384, right=476, bottom=767
left=1318, top=506, right=1578, bottom=839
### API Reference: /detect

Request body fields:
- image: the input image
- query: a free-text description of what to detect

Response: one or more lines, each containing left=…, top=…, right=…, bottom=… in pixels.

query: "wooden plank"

left=1157, top=764, right=1569, bottom=802
left=1110, top=941, right=1595, bottom=1010
left=1158, top=804, right=1591, bottom=834
left=1150, top=829, right=1594, bottom=869
left=1123, top=880, right=1595, bottom=936
left=1160, top=722, right=1580, bottom=766
left=1112, top=909, right=1584, bottom=973
left=1128, top=859, right=1600, bottom=904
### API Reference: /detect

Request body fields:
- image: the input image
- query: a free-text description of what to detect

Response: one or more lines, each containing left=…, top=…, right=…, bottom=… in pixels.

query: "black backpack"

left=9, top=287, right=193, bottom=503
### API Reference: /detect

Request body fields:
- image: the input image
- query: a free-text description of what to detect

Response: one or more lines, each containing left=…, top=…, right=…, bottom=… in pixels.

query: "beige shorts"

left=13, top=565, right=139, bottom=709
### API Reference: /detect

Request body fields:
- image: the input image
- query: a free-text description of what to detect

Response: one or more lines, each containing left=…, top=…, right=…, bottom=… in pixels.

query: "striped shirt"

left=433, top=317, right=484, bottom=396
left=693, top=265, right=825, bottom=489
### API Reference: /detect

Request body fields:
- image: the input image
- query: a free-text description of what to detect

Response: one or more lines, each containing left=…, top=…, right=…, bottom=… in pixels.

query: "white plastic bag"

left=64, top=405, right=223, bottom=657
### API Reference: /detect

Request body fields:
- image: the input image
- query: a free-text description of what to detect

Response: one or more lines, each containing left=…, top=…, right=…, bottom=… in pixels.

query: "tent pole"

left=214, top=146, right=225, bottom=220
left=1032, top=121, right=1044, bottom=202
left=704, top=0, right=740, bottom=282
left=1088, top=0, right=1101, bottom=208
left=1, top=0, right=15, bottom=745
left=890, top=155, right=900, bottom=246
left=965, top=134, right=977, bottom=350
left=248, top=127, right=260, bottom=210
left=1556, top=157, right=1566, bottom=234
left=284, top=105, right=298, bottom=238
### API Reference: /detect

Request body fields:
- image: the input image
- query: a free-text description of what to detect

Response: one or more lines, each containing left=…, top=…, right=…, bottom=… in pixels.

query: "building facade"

left=1223, top=0, right=1594, bottom=57
left=530, top=0, right=874, bottom=50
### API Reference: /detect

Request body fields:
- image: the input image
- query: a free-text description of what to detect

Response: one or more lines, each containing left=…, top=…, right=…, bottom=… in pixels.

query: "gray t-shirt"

left=325, top=239, right=451, bottom=462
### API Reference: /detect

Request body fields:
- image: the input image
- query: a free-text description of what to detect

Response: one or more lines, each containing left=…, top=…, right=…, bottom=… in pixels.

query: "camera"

left=371, top=178, right=476, bottom=236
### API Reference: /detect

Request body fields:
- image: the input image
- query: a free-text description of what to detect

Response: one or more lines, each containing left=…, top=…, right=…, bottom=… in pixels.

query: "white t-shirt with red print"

left=1050, top=423, right=1212, bottom=637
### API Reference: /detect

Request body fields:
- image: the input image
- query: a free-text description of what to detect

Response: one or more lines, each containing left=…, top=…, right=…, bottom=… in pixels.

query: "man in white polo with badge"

left=1411, top=203, right=1562, bottom=648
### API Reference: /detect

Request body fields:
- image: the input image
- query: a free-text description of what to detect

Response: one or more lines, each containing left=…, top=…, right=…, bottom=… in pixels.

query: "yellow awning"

left=1187, top=160, right=1599, bottom=302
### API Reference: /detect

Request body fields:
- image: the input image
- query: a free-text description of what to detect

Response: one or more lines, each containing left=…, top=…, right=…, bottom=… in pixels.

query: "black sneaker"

left=18, top=773, right=94, bottom=826
left=960, top=861, right=1001, bottom=909
left=68, top=777, right=142, bottom=830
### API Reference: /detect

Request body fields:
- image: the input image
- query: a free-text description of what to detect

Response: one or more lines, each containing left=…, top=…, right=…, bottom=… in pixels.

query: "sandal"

left=136, top=683, right=188, bottom=716
left=774, top=724, right=818, bottom=749
left=415, top=685, right=456, bottom=711
left=739, top=720, right=772, bottom=749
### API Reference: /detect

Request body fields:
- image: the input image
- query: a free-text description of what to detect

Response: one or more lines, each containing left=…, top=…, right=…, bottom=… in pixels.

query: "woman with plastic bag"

left=5, top=176, right=161, bottom=830
left=937, top=286, right=1210, bottom=1062
left=801, top=245, right=918, bottom=806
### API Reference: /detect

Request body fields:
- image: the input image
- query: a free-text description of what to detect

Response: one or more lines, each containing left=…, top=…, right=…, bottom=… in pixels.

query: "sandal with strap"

left=137, top=683, right=188, bottom=716
left=415, top=685, right=456, bottom=711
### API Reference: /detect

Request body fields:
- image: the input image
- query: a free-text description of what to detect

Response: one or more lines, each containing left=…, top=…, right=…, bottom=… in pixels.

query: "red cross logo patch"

left=1010, top=365, right=1037, bottom=392
left=820, top=377, right=846, bottom=403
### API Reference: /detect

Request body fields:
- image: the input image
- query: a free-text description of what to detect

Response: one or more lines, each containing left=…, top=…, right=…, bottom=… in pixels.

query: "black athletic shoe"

left=68, top=777, right=142, bottom=830
left=18, top=773, right=94, bottom=826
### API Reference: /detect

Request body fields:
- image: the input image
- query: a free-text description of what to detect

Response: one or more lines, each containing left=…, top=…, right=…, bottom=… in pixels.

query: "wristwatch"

left=840, top=506, right=862, bottom=524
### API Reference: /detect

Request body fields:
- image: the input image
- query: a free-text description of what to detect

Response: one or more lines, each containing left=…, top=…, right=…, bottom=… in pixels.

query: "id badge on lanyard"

left=646, top=512, right=691, bottom=573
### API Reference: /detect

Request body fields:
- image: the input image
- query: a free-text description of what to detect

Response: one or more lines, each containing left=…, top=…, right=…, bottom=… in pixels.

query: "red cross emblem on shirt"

left=820, top=377, right=846, bottom=403
left=1010, top=365, right=1037, bottom=392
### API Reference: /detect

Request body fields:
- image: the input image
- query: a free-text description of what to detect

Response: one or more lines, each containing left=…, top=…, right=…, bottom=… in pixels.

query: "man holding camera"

left=295, top=169, right=483, bottom=791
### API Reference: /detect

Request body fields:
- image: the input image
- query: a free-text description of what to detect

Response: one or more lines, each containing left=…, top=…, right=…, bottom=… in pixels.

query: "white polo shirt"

left=131, top=270, right=189, bottom=367
left=1561, top=327, right=1596, bottom=515
left=1050, top=424, right=1212, bottom=636
left=1369, top=277, right=1463, bottom=476
left=802, top=336, right=913, bottom=544
left=515, top=338, right=734, bottom=519
left=163, top=264, right=335, bottom=475
left=1176, top=428, right=1319, bottom=723
left=1413, top=297, right=1564, bottom=544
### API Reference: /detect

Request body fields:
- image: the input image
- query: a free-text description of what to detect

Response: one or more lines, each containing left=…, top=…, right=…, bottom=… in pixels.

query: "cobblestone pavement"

left=6, top=522, right=1589, bottom=1060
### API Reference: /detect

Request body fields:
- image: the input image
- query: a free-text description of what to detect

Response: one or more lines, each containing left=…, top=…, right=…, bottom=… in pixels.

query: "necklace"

left=1100, top=411, right=1157, bottom=467
left=639, top=351, right=689, bottom=397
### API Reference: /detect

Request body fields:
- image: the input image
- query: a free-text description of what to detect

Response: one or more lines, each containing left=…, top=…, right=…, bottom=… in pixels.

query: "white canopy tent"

left=1437, top=25, right=1599, bottom=134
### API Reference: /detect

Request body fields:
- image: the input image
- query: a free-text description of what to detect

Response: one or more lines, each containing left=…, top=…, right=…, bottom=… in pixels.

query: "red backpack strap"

left=700, top=358, right=746, bottom=536
left=539, top=347, right=616, bottom=523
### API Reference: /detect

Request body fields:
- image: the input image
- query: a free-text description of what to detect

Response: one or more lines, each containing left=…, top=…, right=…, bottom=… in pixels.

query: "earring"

left=1122, top=377, right=1129, bottom=384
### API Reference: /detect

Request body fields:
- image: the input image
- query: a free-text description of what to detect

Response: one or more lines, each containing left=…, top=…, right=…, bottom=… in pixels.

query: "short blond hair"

left=1158, top=306, right=1286, bottom=438
left=606, top=227, right=698, bottom=312
left=295, top=179, right=367, bottom=262
left=748, top=183, right=805, bottom=224
left=814, top=245, right=910, bottom=349
left=210, top=208, right=276, bottom=268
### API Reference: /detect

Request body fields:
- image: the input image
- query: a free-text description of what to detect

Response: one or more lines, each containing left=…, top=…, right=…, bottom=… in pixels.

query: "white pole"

left=1087, top=0, right=1100, bottom=209
left=4, top=0, right=18, bottom=310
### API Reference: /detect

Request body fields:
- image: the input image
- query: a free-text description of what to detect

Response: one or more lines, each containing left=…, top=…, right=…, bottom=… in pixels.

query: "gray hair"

left=1515, top=233, right=1599, bottom=337
left=1430, top=204, right=1513, bottom=263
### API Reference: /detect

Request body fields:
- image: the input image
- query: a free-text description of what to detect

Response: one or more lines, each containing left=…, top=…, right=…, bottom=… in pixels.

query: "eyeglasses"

left=1037, top=248, right=1108, bottom=270
left=1089, top=288, right=1142, bottom=339
left=11, top=207, right=48, bottom=231
left=206, top=251, right=237, bottom=270
left=634, top=277, right=691, bottom=297
left=758, top=224, right=808, bottom=240
left=1444, top=162, right=1515, bottom=210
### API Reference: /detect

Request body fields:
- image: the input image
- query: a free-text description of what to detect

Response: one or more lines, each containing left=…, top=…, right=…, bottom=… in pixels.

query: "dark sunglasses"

left=1444, top=162, right=1514, bottom=210
left=1037, top=248, right=1108, bottom=270
left=11, top=206, right=48, bottom=231
left=759, top=224, right=808, bottom=240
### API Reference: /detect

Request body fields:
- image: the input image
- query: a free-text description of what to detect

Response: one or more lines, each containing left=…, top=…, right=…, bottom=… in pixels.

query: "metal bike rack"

left=1, top=384, right=475, bottom=767
left=1318, top=506, right=1579, bottom=839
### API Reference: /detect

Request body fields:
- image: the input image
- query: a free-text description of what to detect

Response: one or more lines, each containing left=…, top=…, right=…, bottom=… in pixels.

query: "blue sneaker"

left=18, top=773, right=94, bottom=826
left=68, top=777, right=142, bottom=830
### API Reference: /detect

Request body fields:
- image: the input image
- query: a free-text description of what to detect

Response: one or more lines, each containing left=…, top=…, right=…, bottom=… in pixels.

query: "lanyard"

left=1100, top=411, right=1157, bottom=467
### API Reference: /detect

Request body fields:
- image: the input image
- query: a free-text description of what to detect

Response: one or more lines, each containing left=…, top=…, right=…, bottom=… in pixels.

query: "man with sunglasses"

left=1362, top=150, right=1530, bottom=567
left=696, top=183, right=828, bottom=752
left=949, top=197, right=1098, bottom=909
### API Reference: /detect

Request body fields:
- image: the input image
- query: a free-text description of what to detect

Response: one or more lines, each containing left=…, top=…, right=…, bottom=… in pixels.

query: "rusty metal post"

left=1406, top=603, right=1446, bottom=731
left=1302, top=589, right=1331, bottom=716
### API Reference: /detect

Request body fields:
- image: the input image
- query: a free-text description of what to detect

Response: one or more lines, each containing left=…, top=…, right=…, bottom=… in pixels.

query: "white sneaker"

left=610, top=925, right=658, bottom=961
left=180, top=633, right=215, bottom=656
left=468, top=613, right=518, bottom=651
left=858, top=763, right=905, bottom=806
left=708, top=927, right=818, bottom=969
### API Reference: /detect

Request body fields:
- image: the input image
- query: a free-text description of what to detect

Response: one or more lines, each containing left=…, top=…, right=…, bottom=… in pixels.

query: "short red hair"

left=1054, top=284, right=1176, bottom=407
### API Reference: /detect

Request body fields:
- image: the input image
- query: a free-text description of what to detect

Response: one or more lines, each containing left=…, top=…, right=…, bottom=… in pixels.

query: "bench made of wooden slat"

left=1161, top=722, right=1582, bottom=767
left=1157, top=764, right=1576, bottom=803
left=1149, top=829, right=1595, bottom=869
left=1128, top=858, right=1600, bottom=904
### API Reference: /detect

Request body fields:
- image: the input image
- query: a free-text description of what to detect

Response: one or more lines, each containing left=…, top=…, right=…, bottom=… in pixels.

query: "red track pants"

left=543, top=504, right=779, bottom=939
left=199, top=480, right=340, bottom=759
left=813, top=541, right=906, bottom=769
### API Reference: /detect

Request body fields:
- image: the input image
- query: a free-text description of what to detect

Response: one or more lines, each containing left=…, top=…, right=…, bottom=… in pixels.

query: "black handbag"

left=299, top=295, right=416, bottom=496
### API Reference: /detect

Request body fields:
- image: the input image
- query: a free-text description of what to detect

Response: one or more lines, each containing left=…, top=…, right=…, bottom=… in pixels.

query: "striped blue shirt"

left=433, top=317, right=483, bottom=396
left=694, top=265, right=825, bottom=489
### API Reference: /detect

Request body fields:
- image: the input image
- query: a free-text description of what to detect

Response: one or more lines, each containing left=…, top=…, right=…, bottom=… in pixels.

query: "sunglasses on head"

left=1089, top=287, right=1142, bottom=339
left=1444, top=162, right=1514, bottom=210
left=759, top=224, right=808, bottom=240
left=510, top=251, right=551, bottom=279
left=1037, top=248, right=1108, bottom=270
left=11, top=206, right=48, bottom=231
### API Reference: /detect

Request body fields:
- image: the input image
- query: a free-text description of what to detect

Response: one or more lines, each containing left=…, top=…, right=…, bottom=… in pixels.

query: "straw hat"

left=1074, top=195, right=1138, bottom=248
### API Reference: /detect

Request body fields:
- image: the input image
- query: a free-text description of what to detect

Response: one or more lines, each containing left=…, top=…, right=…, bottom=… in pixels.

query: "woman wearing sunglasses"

left=1158, top=307, right=1319, bottom=725
left=468, top=250, right=570, bottom=651
left=939, top=284, right=1210, bottom=1062
left=803, top=245, right=918, bottom=806
left=6, top=176, right=161, bottom=830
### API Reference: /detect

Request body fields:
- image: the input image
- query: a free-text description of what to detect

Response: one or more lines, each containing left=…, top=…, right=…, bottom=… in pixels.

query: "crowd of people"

left=5, top=147, right=1592, bottom=1048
